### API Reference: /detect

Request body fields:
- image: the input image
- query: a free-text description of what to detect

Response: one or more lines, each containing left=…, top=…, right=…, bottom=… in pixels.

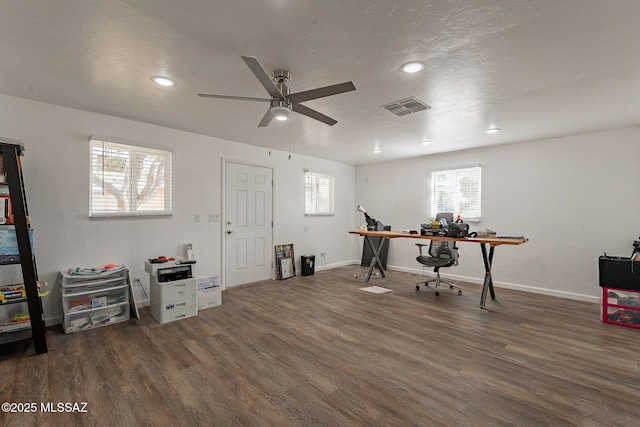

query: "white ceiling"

left=1, top=1, right=639, bottom=165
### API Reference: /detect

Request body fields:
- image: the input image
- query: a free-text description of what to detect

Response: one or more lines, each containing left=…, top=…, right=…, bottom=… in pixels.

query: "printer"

left=156, top=265, right=192, bottom=282
left=145, top=260, right=197, bottom=324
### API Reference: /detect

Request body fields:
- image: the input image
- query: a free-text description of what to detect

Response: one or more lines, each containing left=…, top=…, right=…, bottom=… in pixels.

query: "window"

left=431, top=165, right=481, bottom=221
left=90, top=136, right=173, bottom=217
left=304, top=170, right=334, bottom=216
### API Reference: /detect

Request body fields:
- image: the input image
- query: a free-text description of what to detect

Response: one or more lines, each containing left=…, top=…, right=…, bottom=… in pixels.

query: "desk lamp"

left=356, top=205, right=377, bottom=230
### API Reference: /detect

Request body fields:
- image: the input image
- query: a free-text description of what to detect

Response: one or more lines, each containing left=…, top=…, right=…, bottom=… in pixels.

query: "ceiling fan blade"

left=292, top=103, right=338, bottom=126
left=241, top=56, right=285, bottom=100
left=257, top=107, right=274, bottom=127
left=287, top=81, right=356, bottom=104
left=198, top=93, right=271, bottom=102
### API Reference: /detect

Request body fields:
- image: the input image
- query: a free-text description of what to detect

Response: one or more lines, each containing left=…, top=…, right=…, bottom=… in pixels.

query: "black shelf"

left=0, top=256, right=21, bottom=265
left=0, top=142, right=47, bottom=354
left=0, top=298, right=27, bottom=306
left=0, top=328, right=32, bottom=345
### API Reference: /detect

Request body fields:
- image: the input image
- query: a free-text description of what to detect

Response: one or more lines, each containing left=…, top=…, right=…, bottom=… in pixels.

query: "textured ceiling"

left=1, top=0, right=639, bottom=165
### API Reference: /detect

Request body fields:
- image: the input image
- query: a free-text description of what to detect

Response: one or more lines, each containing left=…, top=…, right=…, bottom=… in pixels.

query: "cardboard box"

left=197, top=286, right=222, bottom=310
left=196, top=274, right=218, bottom=290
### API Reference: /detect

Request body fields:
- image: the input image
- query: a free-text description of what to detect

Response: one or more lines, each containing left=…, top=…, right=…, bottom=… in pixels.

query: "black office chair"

left=415, top=213, right=462, bottom=296
left=415, top=241, right=462, bottom=296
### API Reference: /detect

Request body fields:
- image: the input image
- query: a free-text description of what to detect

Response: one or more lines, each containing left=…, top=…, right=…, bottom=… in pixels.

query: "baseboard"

left=378, top=263, right=600, bottom=304
left=46, top=315, right=63, bottom=327
left=316, top=260, right=354, bottom=272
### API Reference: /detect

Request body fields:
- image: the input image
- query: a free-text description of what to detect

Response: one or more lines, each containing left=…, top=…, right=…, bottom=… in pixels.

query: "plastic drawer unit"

left=601, top=287, right=640, bottom=329
left=60, top=267, right=130, bottom=333
left=145, top=261, right=197, bottom=324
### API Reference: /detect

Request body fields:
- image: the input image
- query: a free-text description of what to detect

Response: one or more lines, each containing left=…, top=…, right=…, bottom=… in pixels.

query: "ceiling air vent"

left=381, top=97, right=431, bottom=116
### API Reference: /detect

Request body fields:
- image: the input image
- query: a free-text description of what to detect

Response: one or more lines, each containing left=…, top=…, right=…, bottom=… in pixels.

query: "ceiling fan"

left=198, top=56, right=356, bottom=127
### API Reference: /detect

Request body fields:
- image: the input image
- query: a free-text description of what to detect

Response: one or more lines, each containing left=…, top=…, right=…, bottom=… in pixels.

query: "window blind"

left=304, top=171, right=334, bottom=216
left=431, top=165, right=481, bottom=221
left=90, top=138, right=173, bottom=217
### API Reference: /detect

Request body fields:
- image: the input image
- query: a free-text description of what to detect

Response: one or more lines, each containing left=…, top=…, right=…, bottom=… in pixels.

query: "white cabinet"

left=60, top=267, right=130, bottom=333
left=145, top=261, right=197, bottom=324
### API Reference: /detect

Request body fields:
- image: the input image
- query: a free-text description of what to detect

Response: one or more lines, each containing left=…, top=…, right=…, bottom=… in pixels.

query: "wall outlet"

left=321, top=252, right=326, bottom=257
left=133, top=276, right=142, bottom=286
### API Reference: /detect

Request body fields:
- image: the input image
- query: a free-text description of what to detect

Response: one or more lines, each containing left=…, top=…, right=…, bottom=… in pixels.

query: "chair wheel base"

left=415, top=280, right=462, bottom=296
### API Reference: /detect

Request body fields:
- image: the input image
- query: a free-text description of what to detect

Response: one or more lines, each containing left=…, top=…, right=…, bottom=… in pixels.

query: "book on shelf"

left=0, top=312, right=31, bottom=333
left=0, top=284, right=26, bottom=303
left=0, top=320, right=31, bottom=333
left=1, top=284, right=25, bottom=292
left=0, top=195, right=11, bottom=224
left=1, top=292, right=25, bottom=301
left=0, top=282, right=49, bottom=303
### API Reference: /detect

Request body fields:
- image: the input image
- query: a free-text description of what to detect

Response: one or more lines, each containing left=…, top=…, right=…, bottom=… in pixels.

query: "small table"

left=349, top=230, right=528, bottom=308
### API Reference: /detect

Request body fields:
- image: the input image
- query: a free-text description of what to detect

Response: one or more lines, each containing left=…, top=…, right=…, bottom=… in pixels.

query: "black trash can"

left=301, top=255, right=315, bottom=276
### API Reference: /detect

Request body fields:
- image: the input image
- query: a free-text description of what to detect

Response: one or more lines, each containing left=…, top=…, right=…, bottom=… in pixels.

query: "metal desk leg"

left=363, top=235, right=387, bottom=282
left=479, top=244, right=496, bottom=308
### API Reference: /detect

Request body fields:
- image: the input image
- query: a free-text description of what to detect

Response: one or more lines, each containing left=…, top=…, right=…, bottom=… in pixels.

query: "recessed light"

left=485, top=127, right=501, bottom=134
left=372, top=148, right=381, bottom=154
left=400, top=61, right=425, bottom=74
left=419, top=140, right=430, bottom=145
left=151, top=76, right=177, bottom=87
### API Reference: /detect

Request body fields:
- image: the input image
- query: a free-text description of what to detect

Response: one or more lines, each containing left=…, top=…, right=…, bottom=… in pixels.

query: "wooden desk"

left=349, top=230, right=529, bottom=308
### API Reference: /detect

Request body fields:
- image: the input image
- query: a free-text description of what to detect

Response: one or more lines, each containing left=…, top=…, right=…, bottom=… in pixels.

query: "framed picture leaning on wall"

left=275, top=244, right=296, bottom=279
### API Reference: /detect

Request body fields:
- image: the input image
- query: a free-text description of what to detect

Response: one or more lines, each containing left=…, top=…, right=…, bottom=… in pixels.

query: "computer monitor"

left=435, top=212, right=454, bottom=226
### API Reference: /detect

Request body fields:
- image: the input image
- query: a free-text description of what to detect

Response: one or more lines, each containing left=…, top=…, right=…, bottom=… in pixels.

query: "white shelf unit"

left=60, top=267, right=130, bottom=333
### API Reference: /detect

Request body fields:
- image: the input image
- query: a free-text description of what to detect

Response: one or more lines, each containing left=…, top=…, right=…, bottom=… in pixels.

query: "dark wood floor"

left=1, top=265, right=639, bottom=426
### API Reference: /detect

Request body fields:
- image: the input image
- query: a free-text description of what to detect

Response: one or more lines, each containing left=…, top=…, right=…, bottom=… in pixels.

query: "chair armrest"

left=415, top=243, right=428, bottom=256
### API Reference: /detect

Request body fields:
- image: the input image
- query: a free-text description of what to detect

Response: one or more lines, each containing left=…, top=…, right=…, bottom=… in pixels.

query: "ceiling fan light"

left=271, top=105, right=291, bottom=121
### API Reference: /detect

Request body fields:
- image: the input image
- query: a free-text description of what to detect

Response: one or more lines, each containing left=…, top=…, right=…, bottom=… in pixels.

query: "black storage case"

left=361, top=225, right=391, bottom=269
left=598, top=256, right=640, bottom=291
left=301, top=255, right=315, bottom=276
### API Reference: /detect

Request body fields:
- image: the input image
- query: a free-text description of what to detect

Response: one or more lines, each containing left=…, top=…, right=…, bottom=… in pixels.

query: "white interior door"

left=224, top=161, right=273, bottom=287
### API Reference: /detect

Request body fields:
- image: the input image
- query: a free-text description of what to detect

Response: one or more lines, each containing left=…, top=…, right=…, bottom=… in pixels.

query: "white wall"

left=355, top=127, right=640, bottom=302
left=0, top=94, right=355, bottom=325
left=3, top=90, right=636, bottom=324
